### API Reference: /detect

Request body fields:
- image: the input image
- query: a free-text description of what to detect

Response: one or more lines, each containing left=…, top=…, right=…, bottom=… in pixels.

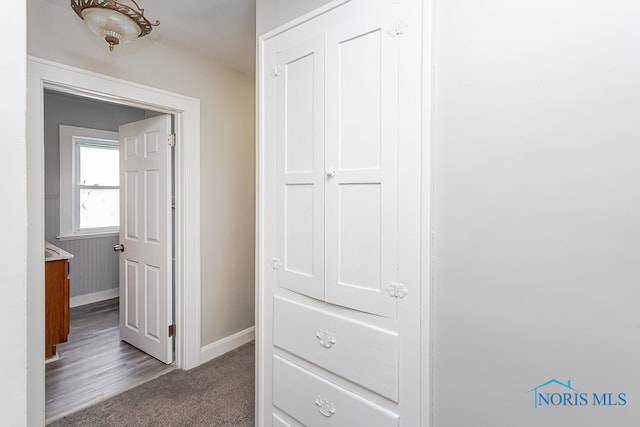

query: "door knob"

left=326, top=169, right=336, bottom=178
left=113, top=243, right=125, bottom=252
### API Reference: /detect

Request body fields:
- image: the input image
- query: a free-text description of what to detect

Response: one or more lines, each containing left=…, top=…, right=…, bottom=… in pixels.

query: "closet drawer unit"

left=273, top=355, right=399, bottom=427
left=273, top=296, right=399, bottom=401
left=273, top=413, right=295, bottom=427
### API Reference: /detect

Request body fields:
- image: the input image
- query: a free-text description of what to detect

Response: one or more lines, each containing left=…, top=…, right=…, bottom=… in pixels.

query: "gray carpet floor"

left=48, top=342, right=255, bottom=427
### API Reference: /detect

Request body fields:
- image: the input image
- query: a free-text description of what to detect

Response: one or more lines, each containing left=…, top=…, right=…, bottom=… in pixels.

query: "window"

left=59, top=125, right=120, bottom=238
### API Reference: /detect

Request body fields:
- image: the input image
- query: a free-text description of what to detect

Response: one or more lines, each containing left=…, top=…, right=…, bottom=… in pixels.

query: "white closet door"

left=275, top=36, right=326, bottom=300
left=324, top=9, right=400, bottom=318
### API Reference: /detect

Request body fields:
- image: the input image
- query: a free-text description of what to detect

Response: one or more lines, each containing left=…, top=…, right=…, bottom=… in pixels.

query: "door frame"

left=26, top=56, right=202, bottom=426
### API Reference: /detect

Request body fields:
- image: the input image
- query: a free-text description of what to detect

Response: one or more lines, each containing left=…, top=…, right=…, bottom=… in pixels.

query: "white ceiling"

left=69, top=0, right=257, bottom=75
left=145, top=0, right=256, bottom=75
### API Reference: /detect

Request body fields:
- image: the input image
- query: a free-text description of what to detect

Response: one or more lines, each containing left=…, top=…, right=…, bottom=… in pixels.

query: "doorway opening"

left=27, top=57, right=202, bottom=426
left=42, top=90, right=176, bottom=422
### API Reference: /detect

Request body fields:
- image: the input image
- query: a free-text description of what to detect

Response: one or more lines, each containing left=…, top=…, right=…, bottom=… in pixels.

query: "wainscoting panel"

left=45, top=196, right=119, bottom=298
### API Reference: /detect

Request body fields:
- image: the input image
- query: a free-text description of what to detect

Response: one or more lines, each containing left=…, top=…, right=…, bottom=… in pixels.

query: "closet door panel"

left=275, top=37, right=325, bottom=300
left=325, top=11, right=399, bottom=318
left=338, top=183, right=381, bottom=289
left=284, top=185, right=315, bottom=276
left=335, top=28, right=382, bottom=171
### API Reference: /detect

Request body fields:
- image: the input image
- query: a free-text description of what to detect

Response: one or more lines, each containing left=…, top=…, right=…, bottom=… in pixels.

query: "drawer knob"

left=315, top=395, right=336, bottom=417
left=316, top=329, right=336, bottom=349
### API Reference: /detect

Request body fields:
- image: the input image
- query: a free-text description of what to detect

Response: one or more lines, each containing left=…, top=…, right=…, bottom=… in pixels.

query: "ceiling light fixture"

left=71, top=0, right=160, bottom=52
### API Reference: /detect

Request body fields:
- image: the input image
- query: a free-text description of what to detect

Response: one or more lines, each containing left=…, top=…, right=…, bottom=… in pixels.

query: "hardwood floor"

left=45, top=298, right=174, bottom=424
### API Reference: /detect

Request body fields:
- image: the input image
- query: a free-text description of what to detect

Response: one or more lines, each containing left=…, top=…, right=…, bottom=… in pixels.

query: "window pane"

left=79, top=144, right=119, bottom=186
left=79, top=189, right=119, bottom=229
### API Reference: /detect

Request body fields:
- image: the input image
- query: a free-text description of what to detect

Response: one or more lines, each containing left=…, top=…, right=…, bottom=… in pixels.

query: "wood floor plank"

left=45, top=298, right=174, bottom=423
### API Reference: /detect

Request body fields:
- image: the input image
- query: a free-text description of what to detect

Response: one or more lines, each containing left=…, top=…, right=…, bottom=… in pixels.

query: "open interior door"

left=117, top=115, right=173, bottom=364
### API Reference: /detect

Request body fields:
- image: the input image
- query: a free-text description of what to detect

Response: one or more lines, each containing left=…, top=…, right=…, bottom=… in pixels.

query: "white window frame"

left=59, top=125, right=120, bottom=239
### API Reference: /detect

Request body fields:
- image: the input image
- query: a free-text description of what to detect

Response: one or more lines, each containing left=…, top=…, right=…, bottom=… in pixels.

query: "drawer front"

left=273, top=355, right=399, bottom=427
left=273, top=413, right=295, bottom=427
left=273, top=296, right=399, bottom=401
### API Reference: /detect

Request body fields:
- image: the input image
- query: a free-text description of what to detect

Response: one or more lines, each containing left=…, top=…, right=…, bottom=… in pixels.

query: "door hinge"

left=168, top=324, right=176, bottom=337
left=270, top=65, right=283, bottom=78
left=387, top=22, right=408, bottom=37
left=168, top=133, right=176, bottom=147
left=386, top=282, right=408, bottom=299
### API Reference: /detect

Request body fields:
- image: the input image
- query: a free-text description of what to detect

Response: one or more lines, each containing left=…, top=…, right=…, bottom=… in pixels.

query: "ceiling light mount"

left=71, top=0, right=160, bottom=51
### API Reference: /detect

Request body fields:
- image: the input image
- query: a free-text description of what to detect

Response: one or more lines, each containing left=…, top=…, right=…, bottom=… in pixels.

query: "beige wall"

left=28, top=0, right=255, bottom=348
left=1, top=0, right=27, bottom=424
left=256, top=0, right=332, bottom=35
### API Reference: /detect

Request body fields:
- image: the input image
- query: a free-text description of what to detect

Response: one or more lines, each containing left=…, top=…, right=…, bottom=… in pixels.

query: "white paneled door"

left=324, top=9, right=400, bottom=318
left=118, top=115, right=173, bottom=364
left=275, top=36, right=326, bottom=301
left=273, top=4, right=400, bottom=318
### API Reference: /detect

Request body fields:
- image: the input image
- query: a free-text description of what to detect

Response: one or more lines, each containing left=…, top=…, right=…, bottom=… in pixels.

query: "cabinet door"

left=324, top=8, right=400, bottom=318
left=275, top=36, right=326, bottom=300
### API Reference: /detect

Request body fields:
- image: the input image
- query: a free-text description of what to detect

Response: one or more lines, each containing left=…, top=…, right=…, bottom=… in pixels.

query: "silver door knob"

left=326, top=170, right=336, bottom=178
left=113, top=243, right=125, bottom=252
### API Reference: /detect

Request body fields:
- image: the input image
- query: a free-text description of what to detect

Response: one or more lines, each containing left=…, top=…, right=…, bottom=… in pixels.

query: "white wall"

left=256, top=0, right=332, bottom=34
left=28, top=0, right=255, bottom=348
left=433, top=1, right=640, bottom=425
left=0, top=0, right=27, bottom=424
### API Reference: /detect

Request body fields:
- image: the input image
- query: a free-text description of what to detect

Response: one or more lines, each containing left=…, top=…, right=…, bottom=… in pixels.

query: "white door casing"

left=119, top=115, right=173, bottom=364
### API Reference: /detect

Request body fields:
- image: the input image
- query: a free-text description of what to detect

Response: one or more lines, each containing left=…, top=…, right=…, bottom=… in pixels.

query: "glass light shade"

left=82, top=8, right=141, bottom=49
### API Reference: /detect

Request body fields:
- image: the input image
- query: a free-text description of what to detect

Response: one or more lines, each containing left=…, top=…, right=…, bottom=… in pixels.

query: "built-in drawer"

left=273, top=296, right=399, bottom=401
left=272, top=413, right=295, bottom=427
left=273, top=355, right=399, bottom=427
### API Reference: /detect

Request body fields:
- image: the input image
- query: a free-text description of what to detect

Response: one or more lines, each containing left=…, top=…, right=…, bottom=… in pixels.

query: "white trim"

left=44, top=353, right=60, bottom=364
left=421, top=2, right=433, bottom=426
left=200, top=327, right=256, bottom=364
left=255, top=34, right=266, bottom=427
left=27, top=56, right=201, bottom=427
left=259, top=0, right=351, bottom=39
left=69, top=288, right=119, bottom=308
left=57, top=231, right=118, bottom=241
left=256, top=31, right=270, bottom=427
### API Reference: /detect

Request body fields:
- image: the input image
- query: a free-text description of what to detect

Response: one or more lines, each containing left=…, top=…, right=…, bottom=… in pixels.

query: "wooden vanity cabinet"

left=45, top=259, right=70, bottom=358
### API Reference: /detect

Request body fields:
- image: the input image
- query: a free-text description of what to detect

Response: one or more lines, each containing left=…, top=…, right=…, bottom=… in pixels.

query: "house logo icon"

left=528, top=379, right=577, bottom=408
left=528, top=379, right=627, bottom=408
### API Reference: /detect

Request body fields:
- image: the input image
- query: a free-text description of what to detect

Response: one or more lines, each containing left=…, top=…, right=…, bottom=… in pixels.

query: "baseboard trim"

left=70, top=288, right=119, bottom=308
left=200, top=326, right=255, bottom=364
